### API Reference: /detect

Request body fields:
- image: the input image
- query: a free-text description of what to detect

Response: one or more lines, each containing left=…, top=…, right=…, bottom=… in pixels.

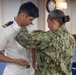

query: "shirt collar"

left=12, top=19, right=21, bottom=31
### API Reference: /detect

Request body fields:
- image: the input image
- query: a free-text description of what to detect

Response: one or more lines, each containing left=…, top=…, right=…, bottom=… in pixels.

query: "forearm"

left=16, top=30, right=44, bottom=50
left=0, top=51, right=15, bottom=63
left=0, top=51, right=28, bottom=66
left=32, top=50, right=37, bottom=69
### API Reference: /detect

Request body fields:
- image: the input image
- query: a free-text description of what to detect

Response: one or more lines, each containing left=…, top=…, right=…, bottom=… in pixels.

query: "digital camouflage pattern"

left=16, top=27, right=75, bottom=75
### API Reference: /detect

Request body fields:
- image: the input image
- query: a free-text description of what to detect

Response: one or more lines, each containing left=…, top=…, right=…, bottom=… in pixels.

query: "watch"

left=46, top=0, right=56, bottom=12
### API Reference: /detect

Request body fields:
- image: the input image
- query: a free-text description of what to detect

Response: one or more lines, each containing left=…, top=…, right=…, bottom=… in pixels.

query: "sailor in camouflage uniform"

left=16, top=9, right=75, bottom=75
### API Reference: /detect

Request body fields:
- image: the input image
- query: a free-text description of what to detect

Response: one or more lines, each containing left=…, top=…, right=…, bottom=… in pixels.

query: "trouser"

left=72, top=62, right=76, bottom=75
left=72, top=69, right=76, bottom=75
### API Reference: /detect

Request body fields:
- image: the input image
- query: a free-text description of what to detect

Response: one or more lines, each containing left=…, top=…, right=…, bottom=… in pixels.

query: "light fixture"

left=59, top=2, right=67, bottom=9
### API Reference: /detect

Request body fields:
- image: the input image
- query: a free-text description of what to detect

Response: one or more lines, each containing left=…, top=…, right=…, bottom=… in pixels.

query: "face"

left=20, top=13, right=34, bottom=27
left=47, top=19, right=54, bottom=31
left=47, top=19, right=59, bottom=32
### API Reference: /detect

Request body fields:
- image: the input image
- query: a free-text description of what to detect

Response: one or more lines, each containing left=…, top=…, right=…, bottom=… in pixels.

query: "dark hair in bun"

left=48, top=9, right=70, bottom=25
left=62, top=15, right=70, bottom=23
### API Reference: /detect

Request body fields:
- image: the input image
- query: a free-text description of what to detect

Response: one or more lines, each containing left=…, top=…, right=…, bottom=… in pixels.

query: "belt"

left=26, top=65, right=30, bottom=68
left=72, top=62, right=76, bottom=68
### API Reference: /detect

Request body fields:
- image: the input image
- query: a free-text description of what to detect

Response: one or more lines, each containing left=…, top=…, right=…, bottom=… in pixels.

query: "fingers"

left=14, top=59, right=29, bottom=66
left=21, top=59, right=28, bottom=66
left=32, top=30, right=39, bottom=34
left=20, top=59, right=30, bottom=68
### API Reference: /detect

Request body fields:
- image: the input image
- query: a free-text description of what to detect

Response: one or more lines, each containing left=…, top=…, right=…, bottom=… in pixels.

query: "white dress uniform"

left=0, top=20, right=34, bottom=75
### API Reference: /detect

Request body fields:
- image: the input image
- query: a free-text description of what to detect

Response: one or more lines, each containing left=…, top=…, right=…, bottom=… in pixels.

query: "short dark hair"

left=48, top=9, right=70, bottom=25
left=18, top=2, right=39, bottom=18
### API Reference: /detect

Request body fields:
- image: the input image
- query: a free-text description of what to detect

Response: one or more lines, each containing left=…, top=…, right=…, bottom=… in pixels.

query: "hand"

left=14, top=59, right=29, bottom=66
left=32, top=30, right=39, bottom=34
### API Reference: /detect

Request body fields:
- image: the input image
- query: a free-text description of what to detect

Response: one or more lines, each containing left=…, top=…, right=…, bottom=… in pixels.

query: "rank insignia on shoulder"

left=2, top=21, right=13, bottom=28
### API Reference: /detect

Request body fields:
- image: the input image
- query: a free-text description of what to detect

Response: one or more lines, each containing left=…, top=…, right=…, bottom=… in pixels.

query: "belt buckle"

left=26, top=65, right=30, bottom=68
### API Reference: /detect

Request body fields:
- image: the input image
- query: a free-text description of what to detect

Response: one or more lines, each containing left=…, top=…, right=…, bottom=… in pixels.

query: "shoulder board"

left=2, top=21, right=13, bottom=28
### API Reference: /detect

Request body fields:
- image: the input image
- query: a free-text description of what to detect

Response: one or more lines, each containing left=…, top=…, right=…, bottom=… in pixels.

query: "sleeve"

left=0, top=29, right=8, bottom=51
left=16, top=28, right=50, bottom=51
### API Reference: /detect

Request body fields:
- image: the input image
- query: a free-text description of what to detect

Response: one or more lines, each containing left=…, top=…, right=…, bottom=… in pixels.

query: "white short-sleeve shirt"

left=0, top=20, right=34, bottom=75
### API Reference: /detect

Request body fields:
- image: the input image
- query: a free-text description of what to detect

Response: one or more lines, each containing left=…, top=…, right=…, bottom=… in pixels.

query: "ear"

left=20, top=13, right=27, bottom=19
left=52, top=19, right=56, bottom=24
left=52, top=19, right=57, bottom=24
left=21, top=13, right=25, bottom=16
